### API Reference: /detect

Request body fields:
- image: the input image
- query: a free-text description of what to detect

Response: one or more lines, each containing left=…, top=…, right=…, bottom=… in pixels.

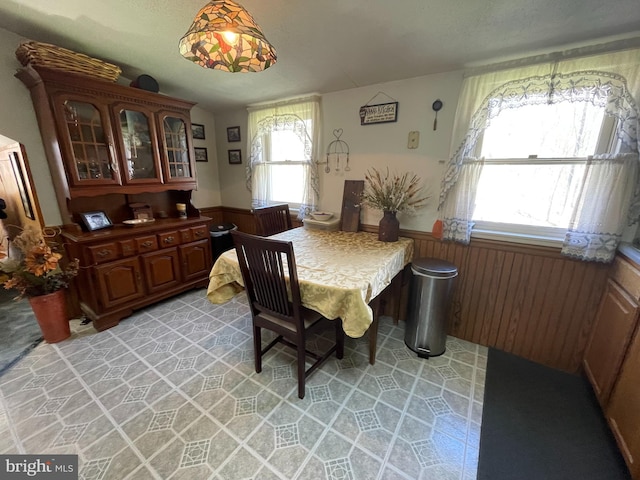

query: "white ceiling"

left=2, top=0, right=640, bottom=113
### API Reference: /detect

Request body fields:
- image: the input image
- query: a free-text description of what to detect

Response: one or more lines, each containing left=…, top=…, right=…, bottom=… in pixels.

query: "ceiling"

left=2, top=0, right=640, bottom=113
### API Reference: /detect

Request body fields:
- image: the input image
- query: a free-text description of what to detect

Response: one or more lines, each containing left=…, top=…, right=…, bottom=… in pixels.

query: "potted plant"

left=362, top=168, right=429, bottom=242
left=0, top=226, right=79, bottom=343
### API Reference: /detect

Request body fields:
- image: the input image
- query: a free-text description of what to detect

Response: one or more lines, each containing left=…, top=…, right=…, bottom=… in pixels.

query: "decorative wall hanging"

left=191, top=123, right=205, bottom=139
left=359, top=92, right=398, bottom=125
left=194, top=147, right=209, bottom=162
left=318, top=129, right=350, bottom=173
left=228, top=149, right=242, bottom=164
left=227, top=126, right=241, bottom=142
left=432, top=99, right=443, bottom=130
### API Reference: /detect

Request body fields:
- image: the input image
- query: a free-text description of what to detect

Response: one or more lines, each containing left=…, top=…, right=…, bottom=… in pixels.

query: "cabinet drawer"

left=87, top=243, right=119, bottom=264
left=191, top=225, right=209, bottom=242
left=179, top=228, right=193, bottom=243
left=135, top=235, right=158, bottom=252
left=119, top=239, right=136, bottom=257
left=158, top=231, right=180, bottom=247
left=611, top=256, right=640, bottom=300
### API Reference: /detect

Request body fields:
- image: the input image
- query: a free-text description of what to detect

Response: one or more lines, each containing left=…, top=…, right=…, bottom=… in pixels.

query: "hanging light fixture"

left=179, top=0, right=277, bottom=73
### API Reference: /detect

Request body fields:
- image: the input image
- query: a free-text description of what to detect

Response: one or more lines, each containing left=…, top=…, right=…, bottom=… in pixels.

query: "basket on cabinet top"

left=15, top=40, right=122, bottom=83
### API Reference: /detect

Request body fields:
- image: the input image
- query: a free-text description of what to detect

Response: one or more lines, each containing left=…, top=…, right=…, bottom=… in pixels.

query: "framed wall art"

left=79, top=211, right=113, bottom=231
left=228, top=149, right=242, bottom=164
left=191, top=123, right=205, bottom=139
left=194, top=147, right=208, bottom=162
left=227, top=126, right=241, bottom=142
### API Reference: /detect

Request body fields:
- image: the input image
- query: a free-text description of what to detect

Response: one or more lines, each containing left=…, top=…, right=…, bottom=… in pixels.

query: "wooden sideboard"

left=63, top=217, right=212, bottom=331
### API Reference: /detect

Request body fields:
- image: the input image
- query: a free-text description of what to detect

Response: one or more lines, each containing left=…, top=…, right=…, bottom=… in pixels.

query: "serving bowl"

left=311, top=211, right=334, bottom=221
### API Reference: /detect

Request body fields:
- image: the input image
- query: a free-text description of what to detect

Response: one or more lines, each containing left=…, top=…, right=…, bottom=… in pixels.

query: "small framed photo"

left=191, top=123, right=205, bottom=140
left=79, top=211, right=113, bottom=232
left=228, top=149, right=242, bottom=164
left=194, top=147, right=208, bottom=162
left=227, top=126, right=241, bottom=142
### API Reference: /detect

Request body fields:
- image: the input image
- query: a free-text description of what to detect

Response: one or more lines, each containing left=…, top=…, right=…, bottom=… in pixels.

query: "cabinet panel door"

left=606, top=327, right=640, bottom=479
left=52, top=94, right=120, bottom=187
left=141, top=248, right=181, bottom=293
left=112, top=104, right=163, bottom=184
left=94, top=257, right=144, bottom=309
left=583, top=279, right=639, bottom=407
left=158, top=111, right=195, bottom=183
left=179, top=239, right=212, bottom=282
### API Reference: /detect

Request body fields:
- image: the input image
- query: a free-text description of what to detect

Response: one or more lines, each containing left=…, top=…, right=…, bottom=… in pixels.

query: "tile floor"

left=0, top=289, right=487, bottom=480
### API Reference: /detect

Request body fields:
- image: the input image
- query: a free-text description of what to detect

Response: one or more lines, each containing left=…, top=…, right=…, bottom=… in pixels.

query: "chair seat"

left=256, top=307, right=324, bottom=333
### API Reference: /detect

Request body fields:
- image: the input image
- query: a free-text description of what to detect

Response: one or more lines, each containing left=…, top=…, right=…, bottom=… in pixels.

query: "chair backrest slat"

left=232, top=230, right=303, bottom=328
left=253, top=204, right=293, bottom=236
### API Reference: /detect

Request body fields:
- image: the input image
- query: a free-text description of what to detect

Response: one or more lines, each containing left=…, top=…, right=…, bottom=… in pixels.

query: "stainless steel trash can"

left=210, top=223, right=237, bottom=261
left=405, top=258, right=458, bottom=358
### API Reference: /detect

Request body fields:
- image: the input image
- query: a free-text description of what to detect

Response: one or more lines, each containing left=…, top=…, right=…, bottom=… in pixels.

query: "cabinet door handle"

left=164, top=236, right=175, bottom=244
left=142, top=241, right=153, bottom=248
left=97, top=249, right=112, bottom=258
left=194, top=231, right=203, bottom=237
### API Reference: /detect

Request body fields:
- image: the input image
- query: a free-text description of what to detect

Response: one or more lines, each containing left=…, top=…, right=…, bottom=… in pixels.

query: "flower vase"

left=378, top=210, right=399, bottom=242
left=28, top=289, right=71, bottom=343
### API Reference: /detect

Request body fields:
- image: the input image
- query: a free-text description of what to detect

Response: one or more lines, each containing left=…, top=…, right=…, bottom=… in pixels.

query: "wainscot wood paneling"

left=219, top=208, right=610, bottom=373
left=401, top=228, right=610, bottom=373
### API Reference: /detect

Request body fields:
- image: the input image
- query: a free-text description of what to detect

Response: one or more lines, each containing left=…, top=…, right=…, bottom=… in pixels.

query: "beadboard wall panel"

left=221, top=207, right=610, bottom=373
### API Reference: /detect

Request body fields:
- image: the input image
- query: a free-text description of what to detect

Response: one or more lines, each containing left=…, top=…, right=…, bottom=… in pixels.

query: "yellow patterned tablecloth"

left=206, top=227, right=414, bottom=338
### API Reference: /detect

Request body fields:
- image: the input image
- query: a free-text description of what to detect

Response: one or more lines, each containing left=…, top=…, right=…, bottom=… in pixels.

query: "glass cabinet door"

left=114, top=106, right=162, bottom=184
left=161, top=114, right=194, bottom=181
left=56, top=97, right=120, bottom=186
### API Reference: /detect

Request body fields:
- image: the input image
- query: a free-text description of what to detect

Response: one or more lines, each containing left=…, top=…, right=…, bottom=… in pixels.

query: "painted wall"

left=214, top=71, right=464, bottom=233
left=0, top=26, right=221, bottom=226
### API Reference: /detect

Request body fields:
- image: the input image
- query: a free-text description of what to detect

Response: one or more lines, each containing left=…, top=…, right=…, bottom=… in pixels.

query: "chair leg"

left=254, top=325, right=262, bottom=373
left=297, top=343, right=306, bottom=399
left=335, top=320, right=344, bottom=359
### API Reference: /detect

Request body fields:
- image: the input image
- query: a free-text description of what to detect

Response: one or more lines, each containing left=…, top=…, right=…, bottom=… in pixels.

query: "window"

left=261, top=129, right=307, bottom=205
left=247, top=97, right=320, bottom=216
left=471, top=98, right=615, bottom=243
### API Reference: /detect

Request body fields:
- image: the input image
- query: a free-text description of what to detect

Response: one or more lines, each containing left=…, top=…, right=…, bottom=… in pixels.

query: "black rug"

left=478, top=348, right=631, bottom=480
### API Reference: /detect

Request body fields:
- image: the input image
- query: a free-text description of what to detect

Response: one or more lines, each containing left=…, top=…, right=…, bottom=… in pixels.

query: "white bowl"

left=311, top=211, right=333, bottom=221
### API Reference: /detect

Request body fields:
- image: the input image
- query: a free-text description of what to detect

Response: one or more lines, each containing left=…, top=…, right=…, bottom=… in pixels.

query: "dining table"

left=206, top=227, right=414, bottom=364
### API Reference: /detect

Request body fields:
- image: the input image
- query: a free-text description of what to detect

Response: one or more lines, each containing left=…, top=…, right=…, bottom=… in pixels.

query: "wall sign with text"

left=359, top=102, right=398, bottom=125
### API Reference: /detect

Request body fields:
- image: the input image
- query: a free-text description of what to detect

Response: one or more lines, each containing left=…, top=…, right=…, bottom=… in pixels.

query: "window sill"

left=471, top=228, right=564, bottom=249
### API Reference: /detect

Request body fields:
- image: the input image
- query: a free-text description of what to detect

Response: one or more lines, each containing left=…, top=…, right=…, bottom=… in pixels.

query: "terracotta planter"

left=378, top=210, right=399, bottom=242
left=28, top=289, right=71, bottom=343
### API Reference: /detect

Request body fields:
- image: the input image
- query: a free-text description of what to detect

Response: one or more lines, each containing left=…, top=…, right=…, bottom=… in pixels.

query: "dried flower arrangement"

left=361, top=168, right=429, bottom=214
left=0, top=226, right=79, bottom=300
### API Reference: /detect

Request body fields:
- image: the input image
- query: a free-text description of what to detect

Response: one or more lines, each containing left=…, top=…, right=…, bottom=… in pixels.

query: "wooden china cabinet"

left=17, top=65, right=212, bottom=331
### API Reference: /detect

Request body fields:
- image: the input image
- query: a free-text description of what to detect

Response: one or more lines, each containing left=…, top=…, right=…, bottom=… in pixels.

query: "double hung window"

left=246, top=97, right=320, bottom=217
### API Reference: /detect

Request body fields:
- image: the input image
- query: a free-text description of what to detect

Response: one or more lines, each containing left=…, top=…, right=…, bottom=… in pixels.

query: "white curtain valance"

left=438, top=48, right=640, bottom=260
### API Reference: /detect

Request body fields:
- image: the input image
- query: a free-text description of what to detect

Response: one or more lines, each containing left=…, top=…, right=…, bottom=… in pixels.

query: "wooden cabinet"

left=64, top=218, right=212, bottom=331
left=18, top=66, right=212, bottom=330
left=584, top=253, right=640, bottom=478
left=16, top=66, right=197, bottom=223
left=583, top=278, right=639, bottom=406
left=607, top=327, right=640, bottom=479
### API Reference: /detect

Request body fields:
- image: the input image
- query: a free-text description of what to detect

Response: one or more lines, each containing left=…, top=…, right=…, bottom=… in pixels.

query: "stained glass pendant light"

left=179, top=0, right=277, bottom=73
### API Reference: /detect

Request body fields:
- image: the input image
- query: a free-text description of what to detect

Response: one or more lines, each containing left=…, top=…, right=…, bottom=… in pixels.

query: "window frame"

left=470, top=103, right=618, bottom=246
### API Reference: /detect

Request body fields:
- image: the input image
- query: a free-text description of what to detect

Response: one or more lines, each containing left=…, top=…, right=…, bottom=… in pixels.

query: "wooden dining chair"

left=231, top=230, right=344, bottom=399
left=252, top=204, right=293, bottom=236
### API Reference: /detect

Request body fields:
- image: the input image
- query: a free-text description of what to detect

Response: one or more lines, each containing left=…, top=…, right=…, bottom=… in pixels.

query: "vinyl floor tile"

left=0, top=289, right=487, bottom=479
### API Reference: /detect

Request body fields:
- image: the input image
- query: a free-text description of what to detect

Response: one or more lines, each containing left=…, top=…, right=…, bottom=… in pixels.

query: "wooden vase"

left=28, top=289, right=71, bottom=343
left=378, top=210, right=399, bottom=242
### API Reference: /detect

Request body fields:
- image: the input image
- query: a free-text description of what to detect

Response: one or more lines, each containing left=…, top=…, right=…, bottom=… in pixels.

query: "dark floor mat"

left=478, top=348, right=630, bottom=480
